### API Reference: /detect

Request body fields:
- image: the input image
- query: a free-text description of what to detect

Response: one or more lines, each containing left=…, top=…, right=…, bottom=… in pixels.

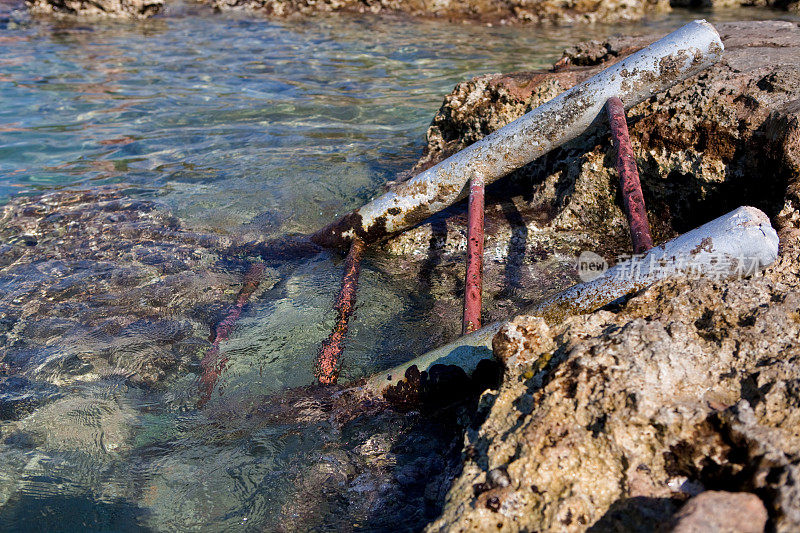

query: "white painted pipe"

left=312, top=20, right=724, bottom=248
left=360, top=206, right=778, bottom=400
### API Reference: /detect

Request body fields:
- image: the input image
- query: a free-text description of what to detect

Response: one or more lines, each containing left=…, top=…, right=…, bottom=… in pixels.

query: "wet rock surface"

left=422, top=21, right=800, bottom=533
left=211, top=0, right=670, bottom=25
left=0, top=187, right=245, bottom=390
left=25, top=0, right=163, bottom=19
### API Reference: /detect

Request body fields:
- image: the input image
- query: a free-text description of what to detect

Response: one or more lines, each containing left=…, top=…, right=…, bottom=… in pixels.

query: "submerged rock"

left=25, top=0, right=163, bottom=19
left=0, top=187, right=255, bottom=390
left=421, top=20, right=800, bottom=533
left=0, top=186, right=494, bottom=530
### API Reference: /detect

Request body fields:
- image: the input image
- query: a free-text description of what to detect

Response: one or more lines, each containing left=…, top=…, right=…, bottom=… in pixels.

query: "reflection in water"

left=1, top=4, right=799, bottom=530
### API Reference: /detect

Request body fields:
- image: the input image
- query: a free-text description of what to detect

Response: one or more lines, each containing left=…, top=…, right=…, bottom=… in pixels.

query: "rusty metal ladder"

left=314, top=96, right=655, bottom=386
left=197, top=21, right=722, bottom=404
left=460, top=96, right=654, bottom=336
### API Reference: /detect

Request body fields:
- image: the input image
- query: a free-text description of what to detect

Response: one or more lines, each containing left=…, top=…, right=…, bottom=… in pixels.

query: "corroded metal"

left=463, top=174, right=485, bottom=334
left=199, top=261, right=266, bottom=407
left=606, top=96, right=654, bottom=254
left=310, top=20, right=724, bottom=250
left=358, top=206, right=778, bottom=403
left=315, top=236, right=366, bottom=385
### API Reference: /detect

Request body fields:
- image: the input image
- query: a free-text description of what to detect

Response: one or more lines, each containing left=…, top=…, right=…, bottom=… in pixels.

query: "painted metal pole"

left=311, top=20, right=723, bottom=250
left=606, top=97, right=654, bottom=254
left=315, top=237, right=366, bottom=385
left=199, top=261, right=266, bottom=407
left=358, top=206, right=778, bottom=402
left=463, top=174, right=485, bottom=334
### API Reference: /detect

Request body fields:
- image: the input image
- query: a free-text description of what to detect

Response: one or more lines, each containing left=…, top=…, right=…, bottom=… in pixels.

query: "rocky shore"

left=408, top=20, right=800, bottom=532
left=16, top=0, right=800, bottom=22
left=211, top=0, right=670, bottom=25
left=2, top=13, right=800, bottom=532
left=211, top=0, right=800, bottom=24
left=25, top=0, right=163, bottom=18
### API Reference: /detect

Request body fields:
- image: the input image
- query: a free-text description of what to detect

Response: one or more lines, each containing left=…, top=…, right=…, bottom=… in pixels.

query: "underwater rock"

left=211, top=0, right=670, bottom=25
left=25, top=0, right=163, bottom=19
left=0, top=376, right=61, bottom=421
left=0, top=186, right=256, bottom=389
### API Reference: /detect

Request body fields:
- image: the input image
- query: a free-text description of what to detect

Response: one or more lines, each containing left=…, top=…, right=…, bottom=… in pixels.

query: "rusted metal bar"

left=199, top=261, right=266, bottom=407
left=463, top=174, right=485, bottom=334
left=315, top=236, right=366, bottom=385
left=310, top=21, right=723, bottom=250
left=357, top=206, right=778, bottom=403
left=606, top=96, right=654, bottom=254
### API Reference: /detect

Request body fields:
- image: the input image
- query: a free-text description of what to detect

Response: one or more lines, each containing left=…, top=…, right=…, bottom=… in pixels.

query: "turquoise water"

left=1, top=4, right=798, bottom=531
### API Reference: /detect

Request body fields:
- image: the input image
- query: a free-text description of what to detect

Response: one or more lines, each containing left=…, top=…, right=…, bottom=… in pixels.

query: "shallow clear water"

left=1, top=4, right=798, bottom=531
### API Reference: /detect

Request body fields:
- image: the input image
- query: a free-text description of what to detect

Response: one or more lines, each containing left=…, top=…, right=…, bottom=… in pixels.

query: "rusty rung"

left=606, top=96, right=654, bottom=254
left=198, top=261, right=266, bottom=407
left=315, top=236, right=366, bottom=385
left=463, top=174, right=485, bottom=334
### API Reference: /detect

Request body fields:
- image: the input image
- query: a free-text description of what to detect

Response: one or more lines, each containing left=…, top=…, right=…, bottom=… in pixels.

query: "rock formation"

left=212, top=0, right=671, bottom=26
left=419, top=20, right=800, bottom=532
left=25, top=0, right=163, bottom=19
left=210, top=0, right=800, bottom=23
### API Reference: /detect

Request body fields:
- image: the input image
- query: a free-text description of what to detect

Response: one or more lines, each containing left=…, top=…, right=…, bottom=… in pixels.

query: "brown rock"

left=26, top=0, right=163, bottom=18
left=422, top=21, right=800, bottom=533
left=671, top=0, right=799, bottom=11
left=493, top=315, right=555, bottom=373
left=666, top=491, right=768, bottom=533
left=211, top=0, right=671, bottom=25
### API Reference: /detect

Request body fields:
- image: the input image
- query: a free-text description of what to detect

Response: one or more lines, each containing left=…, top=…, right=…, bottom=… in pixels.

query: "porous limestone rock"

left=420, top=20, right=800, bottom=533
left=211, top=0, right=671, bottom=25
left=427, top=232, right=800, bottom=531
left=26, top=0, right=163, bottom=19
